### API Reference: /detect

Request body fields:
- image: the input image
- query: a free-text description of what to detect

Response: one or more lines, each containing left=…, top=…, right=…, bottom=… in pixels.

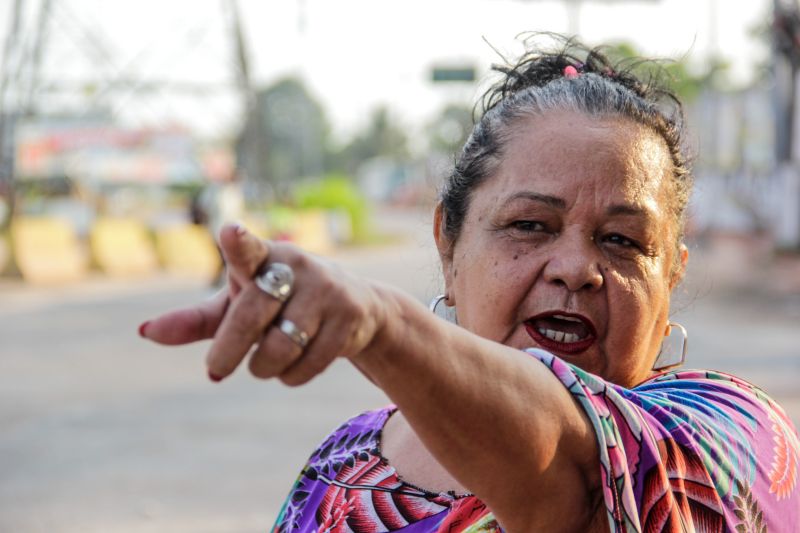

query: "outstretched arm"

left=352, top=288, right=601, bottom=531
left=142, top=226, right=601, bottom=531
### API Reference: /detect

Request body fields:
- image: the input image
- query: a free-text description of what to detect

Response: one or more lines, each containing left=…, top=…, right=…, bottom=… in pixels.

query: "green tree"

left=335, top=107, right=410, bottom=174
left=427, top=103, right=473, bottom=156
left=238, top=77, right=330, bottom=196
left=605, top=42, right=724, bottom=103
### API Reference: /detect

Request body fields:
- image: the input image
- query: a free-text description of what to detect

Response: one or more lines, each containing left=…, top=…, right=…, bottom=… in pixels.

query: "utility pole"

left=0, top=0, right=25, bottom=230
left=0, top=0, right=253, bottom=196
left=223, top=0, right=266, bottom=192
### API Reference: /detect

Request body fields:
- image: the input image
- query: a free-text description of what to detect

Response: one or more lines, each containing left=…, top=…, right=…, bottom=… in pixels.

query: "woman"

left=141, top=38, right=800, bottom=532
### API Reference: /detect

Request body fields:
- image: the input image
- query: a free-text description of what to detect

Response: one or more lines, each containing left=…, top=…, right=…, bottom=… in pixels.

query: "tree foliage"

left=427, top=103, right=473, bottom=156
left=238, top=77, right=329, bottom=195
left=605, top=42, right=725, bottom=102
left=333, top=107, right=410, bottom=175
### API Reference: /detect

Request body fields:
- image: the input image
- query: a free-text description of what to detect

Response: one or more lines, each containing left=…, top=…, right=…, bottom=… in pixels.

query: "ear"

left=433, top=203, right=456, bottom=305
left=670, top=243, right=689, bottom=290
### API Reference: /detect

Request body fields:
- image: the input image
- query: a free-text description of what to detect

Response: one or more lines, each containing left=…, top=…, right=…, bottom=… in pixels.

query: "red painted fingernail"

left=208, top=370, right=224, bottom=383
left=138, top=321, right=150, bottom=338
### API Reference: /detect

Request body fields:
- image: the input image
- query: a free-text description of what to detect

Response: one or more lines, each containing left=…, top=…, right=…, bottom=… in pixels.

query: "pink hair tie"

left=563, top=65, right=579, bottom=79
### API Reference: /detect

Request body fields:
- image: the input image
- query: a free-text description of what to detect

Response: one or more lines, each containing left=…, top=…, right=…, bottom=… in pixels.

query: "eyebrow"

left=505, top=191, right=566, bottom=209
left=606, top=203, right=652, bottom=218
left=505, top=191, right=653, bottom=219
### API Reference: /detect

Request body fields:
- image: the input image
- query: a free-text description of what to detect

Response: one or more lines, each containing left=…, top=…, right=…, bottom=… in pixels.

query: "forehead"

left=486, top=111, right=673, bottom=207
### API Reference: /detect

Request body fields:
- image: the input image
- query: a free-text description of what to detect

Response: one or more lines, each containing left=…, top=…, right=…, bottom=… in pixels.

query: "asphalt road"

left=1, top=208, right=798, bottom=532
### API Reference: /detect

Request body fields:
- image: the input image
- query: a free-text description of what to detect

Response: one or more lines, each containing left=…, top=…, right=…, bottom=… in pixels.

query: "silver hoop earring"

left=653, top=322, right=688, bottom=371
left=429, top=294, right=458, bottom=324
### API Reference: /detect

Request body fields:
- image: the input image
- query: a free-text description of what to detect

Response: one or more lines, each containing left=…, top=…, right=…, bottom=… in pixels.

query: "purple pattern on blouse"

left=273, top=349, right=800, bottom=532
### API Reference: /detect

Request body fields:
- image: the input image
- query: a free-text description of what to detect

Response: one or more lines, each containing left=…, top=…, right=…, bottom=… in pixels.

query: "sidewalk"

left=686, top=232, right=800, bottom=318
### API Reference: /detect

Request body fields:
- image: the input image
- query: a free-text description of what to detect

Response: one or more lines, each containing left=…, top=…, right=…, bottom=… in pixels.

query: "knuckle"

left=249, top=328, right=302, bottom=379
left=279, top=350, right=331, bottom=388
left=233, top=294, right=265, bottom=325
left=239, top=289, right=278, bottom=325
left=248, top=354, right=275, bottom=379
left=318, top=273, right=336, bottom=293
left=271, top=323, right=305, bottom=355
left=281, top=245, right=309, bottom=270
left=306, top=352, right=333, bottom=377
left=230, top=313, right=258, bottom=336
left=348, top=302, right=366, bottom=324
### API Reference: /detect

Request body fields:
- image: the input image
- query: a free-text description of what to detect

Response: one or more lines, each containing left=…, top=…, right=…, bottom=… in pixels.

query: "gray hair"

left=440, top=40, right=692, bottom=257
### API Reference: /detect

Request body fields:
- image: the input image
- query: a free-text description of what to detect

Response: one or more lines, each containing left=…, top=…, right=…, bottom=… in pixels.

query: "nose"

left=542, top=232, right=604, bottom=292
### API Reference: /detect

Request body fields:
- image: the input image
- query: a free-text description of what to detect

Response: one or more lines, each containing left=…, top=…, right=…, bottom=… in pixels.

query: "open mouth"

left=524, top=312, right=596, bottom=355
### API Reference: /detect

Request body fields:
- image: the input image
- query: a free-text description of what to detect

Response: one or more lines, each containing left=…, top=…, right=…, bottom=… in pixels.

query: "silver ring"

left=254, top=263, right=294, bottom=303
left=278, top=318, right=309, bottom=348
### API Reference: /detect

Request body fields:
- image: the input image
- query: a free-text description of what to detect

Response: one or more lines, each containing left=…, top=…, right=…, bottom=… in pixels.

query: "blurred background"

left=0, top=0, right=798, bottom=531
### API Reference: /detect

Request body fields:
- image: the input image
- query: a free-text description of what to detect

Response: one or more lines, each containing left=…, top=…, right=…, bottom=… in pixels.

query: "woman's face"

left=436, top=111, right=688, bottom=387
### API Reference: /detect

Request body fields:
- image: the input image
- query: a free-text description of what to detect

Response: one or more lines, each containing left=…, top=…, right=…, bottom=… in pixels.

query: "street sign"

left=431, top=66, right=476, bottom=83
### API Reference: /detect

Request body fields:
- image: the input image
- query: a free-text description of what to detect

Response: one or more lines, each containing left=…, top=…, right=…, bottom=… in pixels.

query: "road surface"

left=1, top=208, right=798, bottom=532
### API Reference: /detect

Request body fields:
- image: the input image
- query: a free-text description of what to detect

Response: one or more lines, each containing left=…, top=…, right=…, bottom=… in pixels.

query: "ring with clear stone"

left=254, top=262, right=294, bottom=303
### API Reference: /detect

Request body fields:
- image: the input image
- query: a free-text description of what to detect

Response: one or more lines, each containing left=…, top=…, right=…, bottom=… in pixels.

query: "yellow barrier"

left=10, top=217, right=88, bottom=284
left=0, top=232, right=9, bottom=275
left=155, top=223, right=221, bottom=281
left=240, top=216, right=270, bottom=240
left=291, top=210, right=334, bottom=255
left=212, top=212, right=334, bottom=254
left=90, top=218, right=159, bottom=277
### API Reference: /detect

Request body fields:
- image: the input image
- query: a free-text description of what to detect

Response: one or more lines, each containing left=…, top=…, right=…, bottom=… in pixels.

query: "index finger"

left=140, top=290, right=229, bottom=345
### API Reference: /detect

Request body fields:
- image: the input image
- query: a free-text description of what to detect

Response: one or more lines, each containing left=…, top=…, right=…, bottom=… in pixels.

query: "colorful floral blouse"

left=272, top=349, right=800, bottom=532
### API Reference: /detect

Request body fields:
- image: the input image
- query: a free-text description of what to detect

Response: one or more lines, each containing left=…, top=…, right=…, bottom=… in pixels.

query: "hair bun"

left=482, top=34, right=667, bottom=115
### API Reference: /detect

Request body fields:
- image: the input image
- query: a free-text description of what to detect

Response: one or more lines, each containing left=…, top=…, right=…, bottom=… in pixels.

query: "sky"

left=0, top=0, right=773, bottom=145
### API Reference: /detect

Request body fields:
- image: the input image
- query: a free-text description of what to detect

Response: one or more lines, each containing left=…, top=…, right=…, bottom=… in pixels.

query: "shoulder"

left=634, top=368, right=793, bottom=430
left=635, top=369, right=800, bottom=528
left=525, top=349, right=800, bottom=530
left=526, top=348, right=793, bottom=437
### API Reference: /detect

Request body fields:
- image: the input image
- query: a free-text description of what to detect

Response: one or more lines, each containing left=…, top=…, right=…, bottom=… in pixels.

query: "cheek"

left=489, top=243, right=542, bottom=284
left=453, top=239, right=540, bottom=333
left=606, top=267, right=671, bottom=342
left=457, top=231, right=538, bottom=285
left=609, top=274, right=650, bottom=325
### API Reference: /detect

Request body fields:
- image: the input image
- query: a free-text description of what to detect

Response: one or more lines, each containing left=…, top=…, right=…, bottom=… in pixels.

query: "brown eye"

left=603, top=233, right=638, bottom=249
left=512, top=221, right=545, bottom=232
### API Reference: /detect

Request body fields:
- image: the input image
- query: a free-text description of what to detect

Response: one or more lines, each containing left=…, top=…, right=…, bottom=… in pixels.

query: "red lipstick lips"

left=524, top=311, right=596, bottom=355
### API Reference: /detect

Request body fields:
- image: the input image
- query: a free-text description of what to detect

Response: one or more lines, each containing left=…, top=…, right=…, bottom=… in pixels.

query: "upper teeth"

left=552, top=314, right=582, bottom=323
left=538, top=328, right=581, bottom=343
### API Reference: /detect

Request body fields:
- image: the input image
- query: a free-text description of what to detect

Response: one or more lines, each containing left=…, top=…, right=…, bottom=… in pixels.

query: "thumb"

left=219, top=224, right=270, bottom=288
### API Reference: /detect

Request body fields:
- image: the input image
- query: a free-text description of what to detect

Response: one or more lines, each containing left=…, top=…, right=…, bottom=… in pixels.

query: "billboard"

left=14, top=117, right=218, bottom=185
